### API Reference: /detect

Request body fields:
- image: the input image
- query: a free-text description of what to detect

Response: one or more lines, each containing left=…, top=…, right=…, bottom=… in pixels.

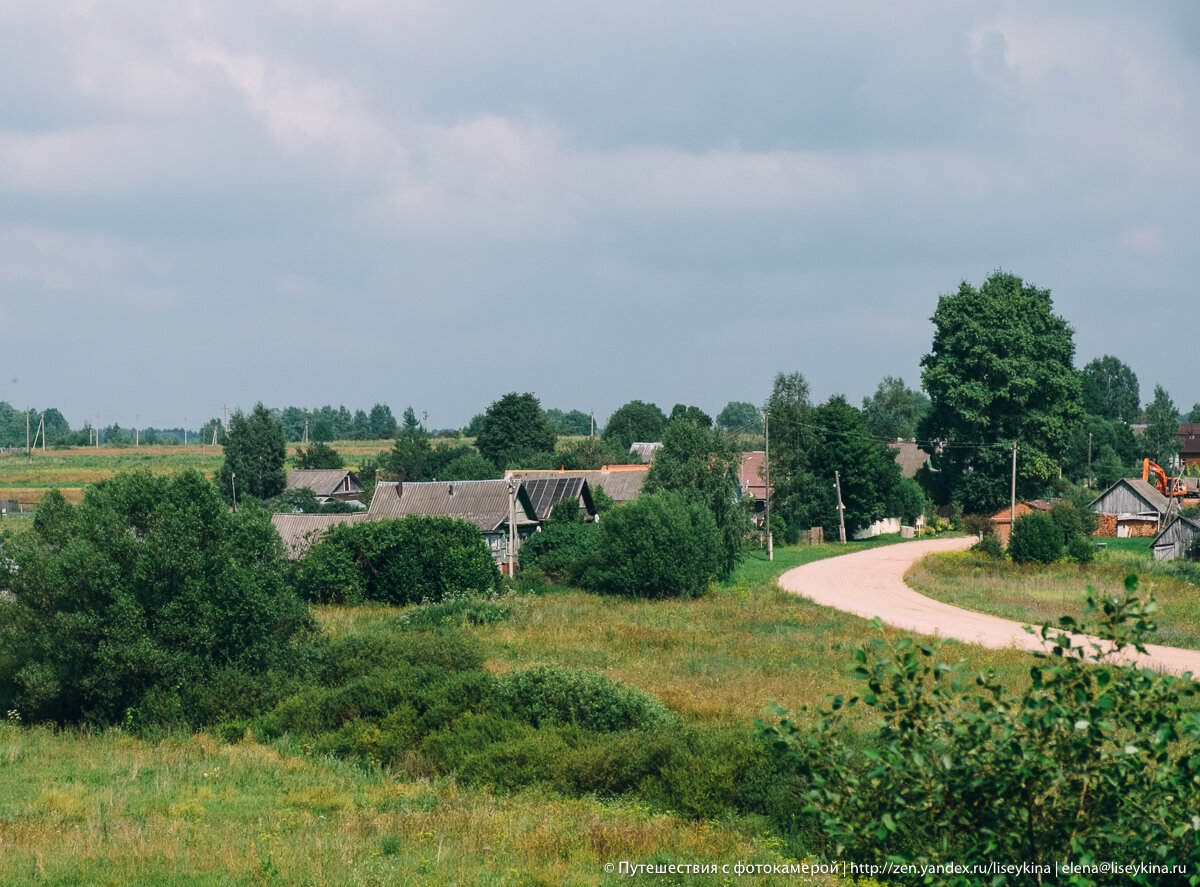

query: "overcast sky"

left=2, top=1, right=1198, bottom=431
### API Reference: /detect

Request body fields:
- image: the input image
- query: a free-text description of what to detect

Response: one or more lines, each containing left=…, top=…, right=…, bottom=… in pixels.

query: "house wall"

left=1152, top=521, right=1199, bottom=561
left=1092, top=485, right=1156, bottom=516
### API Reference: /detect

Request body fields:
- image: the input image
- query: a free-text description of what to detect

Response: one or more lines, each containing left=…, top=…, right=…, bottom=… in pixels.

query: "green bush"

left=961, top=513, right=995, bottom=538
left=761, top=579, right=1200, bottom=883
left=494, top=664, right=679, bottom=732
left=300, top=516, right=501, bottom=606
left=518, top=521, right=596, bottom=584
left=0, top=471, right=315, bottom=727
left=1066, top=533, right=1095, bottom=565
left=970, top=534, right=1005, bottom=559
left=1007, top=510, right=1063, bottom=564
left=580, top=491, right=721, bottom=599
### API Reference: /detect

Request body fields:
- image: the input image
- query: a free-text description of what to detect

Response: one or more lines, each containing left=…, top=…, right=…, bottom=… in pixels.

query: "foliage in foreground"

left=0, top=473, right=315, bottom=727
left=761, top=576, right=1200, bottom=886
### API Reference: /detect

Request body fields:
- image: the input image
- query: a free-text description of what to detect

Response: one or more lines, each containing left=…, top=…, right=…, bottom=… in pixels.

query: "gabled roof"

left=509, top=468, right=648, bottom=503
left=285, top=469, right=361, bottom=497
left=630, top=442, right=662, bottom=464
left=889, top=441, right=929, bottom=479
left=367, top=480, right=538, bottom=532
left=1150, top=514, right=1200, bottom=549
left=520, top=477, right=596, bottom=520
left=1178, top=423, right=1200, bottom=456
left=738, top=451, right=768, bottom=500
left=271, top=512, right=368, bottom=559
left=1090, top=477, right=1171, bottom=516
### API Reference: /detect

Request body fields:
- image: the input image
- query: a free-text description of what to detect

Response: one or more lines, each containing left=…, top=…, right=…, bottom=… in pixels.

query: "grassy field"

left=1, top=531, right=1144, bottom=885
left=0, top=441, right=401, bottom=510
left=905, top=538, right=1200, bottom=650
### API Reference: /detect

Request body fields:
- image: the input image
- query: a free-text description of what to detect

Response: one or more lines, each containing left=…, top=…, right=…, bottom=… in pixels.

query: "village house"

left=284, top=469, right=364, bottom=505
left=988, top=500, right=1053, bottom=546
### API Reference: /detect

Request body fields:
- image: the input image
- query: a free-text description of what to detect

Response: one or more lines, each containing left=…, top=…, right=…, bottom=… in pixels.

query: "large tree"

left=602, top=400, right=667, bottom=450
left=764, top=371, right=824, bottom=537
left=1080, top=355, right=1140, bottom=423
left=474, top=392, right=557, bottom=470
left=219, top=403, right=288, bottom=503
left=1141, top=384, right=1181, bottom=467
left=918, top=272, right=1083, bottom=513
left=861, top=376, right=930, bottom=442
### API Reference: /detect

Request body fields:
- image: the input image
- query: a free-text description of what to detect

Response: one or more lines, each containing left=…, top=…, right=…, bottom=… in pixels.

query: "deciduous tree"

left=1141, top=384, right=1181, bottom=466
left=918, top=272, right=1083, bottom=513
left=475, top=392, right=557, bottom=470
left=861, top=376, right=929, bottom=442
left=219, top=403, right=288, bottom=503
left=1081, top=355, right=1140, bottom=423
left=602, top=400, right=667, bottom=450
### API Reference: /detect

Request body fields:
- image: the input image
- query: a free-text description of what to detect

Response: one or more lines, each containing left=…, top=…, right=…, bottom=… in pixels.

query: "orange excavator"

left=1142, top=458, right=1188, bottom=497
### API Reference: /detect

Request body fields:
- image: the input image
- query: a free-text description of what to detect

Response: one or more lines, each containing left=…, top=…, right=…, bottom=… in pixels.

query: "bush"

left=580, top=491, right=721, bottom=599
left=970, top=534, right=1005, bottom=559
left=518, top=521, right=596, bottom=584
left=961, top=513, right=995, bottom=538
left=494, top=665, right=679, bottom=732
left=1066, top=534, right=1096, bottom=565
left=1007, top=511, right=1063, bottom=564
left=300, top=516, right=501, bottom=605
left=0, top=471, right=315, bottom=727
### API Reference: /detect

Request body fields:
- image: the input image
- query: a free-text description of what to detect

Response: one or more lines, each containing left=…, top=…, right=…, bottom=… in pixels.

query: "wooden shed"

left=1150, top=515, right=1200, bottom=562
left=988, top=500, right=1052, bottom=546
left=1089, top=478, right=1170, bottom=538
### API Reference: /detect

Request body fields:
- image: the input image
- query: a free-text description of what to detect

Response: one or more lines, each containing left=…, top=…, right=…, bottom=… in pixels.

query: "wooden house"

left=1178, top=423, right=1200, bottom=472
left=508, top=467, right=648, bottom=505
left=270, top=512, right=367, bottom=560
left=519, top=477, right=597, bottom=522
left=285, top=469, right=364, bottom=504
left=367, top=479, right=539, bottom=567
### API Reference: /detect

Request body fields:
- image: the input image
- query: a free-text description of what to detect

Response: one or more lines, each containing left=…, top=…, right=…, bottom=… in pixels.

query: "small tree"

left=581, top=491, right=721, bottom=599
left=1007, top=510, right=1063, bottom=564
left=219, top=403, right=287, bottom=503
left=295, top=441, right=344, bottom=469
left=602, top=400, right=667, bottom=451
left=475, top=392, right=557, bottom=470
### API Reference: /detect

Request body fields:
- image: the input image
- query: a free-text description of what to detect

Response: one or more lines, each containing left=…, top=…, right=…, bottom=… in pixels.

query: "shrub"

left=518, top=521, right=596, bottom=584
left=301, top=516, right=501, bottom=605
left=970, top=534, right=1005, bottom=559
left=494, top=665, right=679, bottom=732
left=0, top=471, right=315, bottom=727
left=761, top=579, right=1200, bottom=881
left=1066, top=533, right=1095, bottom=565
left=1007, top=511, right=1063, bottom=564
left=961, top=513, right=995, bottom=538
left=580, top=491, right=721, bottom=599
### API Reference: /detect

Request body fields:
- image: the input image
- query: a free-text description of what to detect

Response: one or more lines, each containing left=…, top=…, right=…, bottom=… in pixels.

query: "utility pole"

left=590, top=411, right=594, bottom=438
left=303, top=419, right=309, bottom=445
left=1087, top=432, right=1093, bottom=489
left=422, top=411, right=428, bottom=433
left=1010, top=441, right=1018, bottom=527
left=506, top=477, right=517, bottom=577
left=231, top=472, right=238, bottom=512
left=184, top=417, right=188, bottom=447
left=834, top=470, right=846, bottom=544
left=26, top=407, right=30, bottom=463
left=136, top=414, right=139, bottom=448
left=764, top=409, right=772, bottom=561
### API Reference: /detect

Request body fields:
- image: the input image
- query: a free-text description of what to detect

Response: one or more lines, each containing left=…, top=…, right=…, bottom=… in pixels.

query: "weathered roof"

left=1178, top=423, right=1200, bottom=456
left=989, top=500, right=1053, bottom=524
left=629, top=442, right=662, bottom=464
left=367, top=480, right=538, bottom=532
left=1090, top=477, right=1171, bottom=516
left=738, top=451, right=768, bottom=500
left=520, top=477, right=596, bottom=520
left=285, top=469, right=361, bottom=497
left=889, top=442, right=929, bottom=479
left=509, top=468, right=648, bottom=503
left=271, top=512, right=367, bottom=559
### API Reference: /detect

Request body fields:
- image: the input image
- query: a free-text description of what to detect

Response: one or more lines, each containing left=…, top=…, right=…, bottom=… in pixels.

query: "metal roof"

left=629, top=442, right=662, bottom=464
left=508, top=468, right=648, bottom=503
left=888, top=442, right=929, bottom=479
left=367, top=480, right=538, bottom=531
left=520, top=477, right=596, bottom=520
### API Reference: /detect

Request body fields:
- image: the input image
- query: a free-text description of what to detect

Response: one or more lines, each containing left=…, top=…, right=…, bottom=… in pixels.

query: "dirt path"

left=778, top=536, right=1200, bottom=676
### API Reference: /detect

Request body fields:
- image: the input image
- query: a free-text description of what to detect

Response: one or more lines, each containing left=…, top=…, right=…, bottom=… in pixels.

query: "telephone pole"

left=1010, top=441, right=1018, bottom=527
left=834, top=470, right=846, bottom=544
left=1087, top=432, right=1093, bottom=489
left=764, top=409, right=772, bottom=561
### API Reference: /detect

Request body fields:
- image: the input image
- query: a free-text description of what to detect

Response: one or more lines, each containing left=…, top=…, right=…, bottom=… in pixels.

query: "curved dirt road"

left=778, top=536, right=1200, bottom=676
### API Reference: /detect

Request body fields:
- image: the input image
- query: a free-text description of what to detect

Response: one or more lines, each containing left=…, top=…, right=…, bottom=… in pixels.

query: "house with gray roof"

left=508, top=467, right=648, bottom=505
left=271, top=512, right=368, bottom=559
left=368, top=479, right=539, bottom=566
left=285, top=469, right=364, bottom=504
left=519, top=476, right=597, bottom=522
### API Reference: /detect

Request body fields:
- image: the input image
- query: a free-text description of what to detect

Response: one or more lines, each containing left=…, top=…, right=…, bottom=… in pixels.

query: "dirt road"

left=778, top=536, right=1200, bottom=676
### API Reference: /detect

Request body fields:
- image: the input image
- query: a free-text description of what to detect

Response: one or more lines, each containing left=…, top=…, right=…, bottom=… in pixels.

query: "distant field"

left=0, top=440, right=417, bottom=509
